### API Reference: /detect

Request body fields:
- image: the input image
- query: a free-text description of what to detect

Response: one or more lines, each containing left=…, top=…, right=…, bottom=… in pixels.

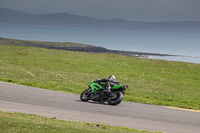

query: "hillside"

left=0, top=39, right=200, bottom=110
left=0, top=37, right=173, bottom=57
left=1, top=7, right=200, bottom=34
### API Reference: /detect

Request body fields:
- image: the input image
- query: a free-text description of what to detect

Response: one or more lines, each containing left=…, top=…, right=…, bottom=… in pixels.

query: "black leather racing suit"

left=95, top=78, right=121, bottom=92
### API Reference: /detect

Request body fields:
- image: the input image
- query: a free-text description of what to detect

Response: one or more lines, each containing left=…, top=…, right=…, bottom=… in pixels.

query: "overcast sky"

left=0, top=0, right=200, bottom=21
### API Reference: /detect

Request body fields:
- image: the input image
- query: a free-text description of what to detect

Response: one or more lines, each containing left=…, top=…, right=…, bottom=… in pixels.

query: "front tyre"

left=108, top=92, right=123, bottom=105
left=80, top=88, right=91, bottom=102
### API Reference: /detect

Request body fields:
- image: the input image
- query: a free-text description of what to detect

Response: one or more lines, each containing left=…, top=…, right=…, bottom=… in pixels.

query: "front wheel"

left=80, top=88, right=91, bottom=102
left=108, top=92, right=123, bottom=105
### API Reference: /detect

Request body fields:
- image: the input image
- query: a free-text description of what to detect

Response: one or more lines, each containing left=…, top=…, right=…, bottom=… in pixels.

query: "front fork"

left=85, top=88, right=92, bottom=96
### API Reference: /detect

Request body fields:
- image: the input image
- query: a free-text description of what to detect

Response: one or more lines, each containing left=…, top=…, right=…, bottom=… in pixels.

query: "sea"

left=0, top=23, right=200, bottom=64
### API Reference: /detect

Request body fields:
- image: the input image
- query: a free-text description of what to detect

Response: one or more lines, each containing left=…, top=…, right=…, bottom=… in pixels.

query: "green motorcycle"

left=80, top=80, right=128, bottom=105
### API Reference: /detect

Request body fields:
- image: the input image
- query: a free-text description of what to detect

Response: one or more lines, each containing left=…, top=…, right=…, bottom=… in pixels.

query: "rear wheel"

left=80, top=88, right=91, bottom=101
left=108, top=92, right=123, bottom=105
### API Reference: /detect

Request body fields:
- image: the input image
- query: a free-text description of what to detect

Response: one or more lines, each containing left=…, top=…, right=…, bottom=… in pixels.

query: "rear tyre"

left=80, top=88, right=91, bottom=102
left=108, top=92, right=123, bottom=105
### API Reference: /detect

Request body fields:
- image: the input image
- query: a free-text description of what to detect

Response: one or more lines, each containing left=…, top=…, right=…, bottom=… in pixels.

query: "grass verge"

left=0, top=111, right=160, bottom=133
left=0, top=40, right=200, bottom=110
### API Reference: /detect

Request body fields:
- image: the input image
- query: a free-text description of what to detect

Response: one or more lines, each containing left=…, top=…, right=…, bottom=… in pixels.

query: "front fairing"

left=89, top=81, right=103, bottom=92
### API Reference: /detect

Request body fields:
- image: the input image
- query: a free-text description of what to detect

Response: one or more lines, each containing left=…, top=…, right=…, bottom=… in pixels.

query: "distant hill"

left=0, top=7, right=200, bottom=34
left=0, top=37, right=173, bottom=57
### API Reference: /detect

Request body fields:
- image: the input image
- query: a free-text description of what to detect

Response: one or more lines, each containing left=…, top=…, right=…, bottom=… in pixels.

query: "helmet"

left=108, top=75, right=115, bottom=80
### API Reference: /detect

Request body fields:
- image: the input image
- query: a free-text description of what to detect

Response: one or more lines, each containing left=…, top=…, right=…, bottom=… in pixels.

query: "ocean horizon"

left=0, top=23, right=200, bottom=64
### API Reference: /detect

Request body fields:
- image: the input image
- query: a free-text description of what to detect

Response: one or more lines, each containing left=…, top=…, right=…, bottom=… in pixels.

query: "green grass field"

left=0, top=111, right=158, bottom=133
left=0, top=39, right=200, bottom=110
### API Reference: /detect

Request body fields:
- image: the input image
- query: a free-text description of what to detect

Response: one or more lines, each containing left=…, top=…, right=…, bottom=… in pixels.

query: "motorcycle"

left=80, top=80, right=128, bottom=105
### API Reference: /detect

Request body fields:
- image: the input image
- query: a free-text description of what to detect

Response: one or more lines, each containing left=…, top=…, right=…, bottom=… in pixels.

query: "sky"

left=0, top=0, right=200, bottom=21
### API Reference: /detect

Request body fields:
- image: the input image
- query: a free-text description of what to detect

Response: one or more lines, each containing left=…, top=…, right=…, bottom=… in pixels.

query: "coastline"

left=0, top=37, right=175, bottom=58
left=1, top=37, right=199, bottom=64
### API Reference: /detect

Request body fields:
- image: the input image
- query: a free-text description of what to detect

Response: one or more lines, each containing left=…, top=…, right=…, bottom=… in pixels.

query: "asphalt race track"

left=0, top=81, right=200, bottom=133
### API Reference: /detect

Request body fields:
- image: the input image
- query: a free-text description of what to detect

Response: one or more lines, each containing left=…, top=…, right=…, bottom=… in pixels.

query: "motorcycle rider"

left=95, top=75, right=121, bottom=95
